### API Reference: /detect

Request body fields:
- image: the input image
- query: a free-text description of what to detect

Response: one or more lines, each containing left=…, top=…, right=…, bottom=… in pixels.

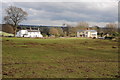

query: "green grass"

left=2, top=37, right=119, bottom=78
left=0, top=31, right=14, bottom=36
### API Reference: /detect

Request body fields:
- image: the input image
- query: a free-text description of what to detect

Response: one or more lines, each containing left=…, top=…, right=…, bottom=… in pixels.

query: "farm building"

left=77, top=30, right=97, bottom=38
left=16, top=29, right=43, bottom=37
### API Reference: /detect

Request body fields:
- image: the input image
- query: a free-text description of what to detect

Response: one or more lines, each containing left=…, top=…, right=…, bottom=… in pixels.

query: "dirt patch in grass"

left=37, top=43, right=73, bottom=50
left=24, top=42, right=39, bottom=46
left=112, top=46, right=118, bottom=48
left=87, top=47, right=96, bottom=50
left=3, top=40, right=15, bottom=45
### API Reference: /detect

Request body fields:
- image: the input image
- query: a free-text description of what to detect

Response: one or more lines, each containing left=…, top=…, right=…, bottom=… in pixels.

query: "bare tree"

left=65, top=24, right=73, bottom=36
left=76, top=22, right=89, bottom=29
left=92, top=26, right=100, bottom=32
left=57, top=28, right=64, bottom=37
left=63, top=23, right=77, bottom=37
left=49, top=28, right=59, bottom=36
left=4, top=6, right=28, bottom=36
left=105, top=23, right=118, bottom=35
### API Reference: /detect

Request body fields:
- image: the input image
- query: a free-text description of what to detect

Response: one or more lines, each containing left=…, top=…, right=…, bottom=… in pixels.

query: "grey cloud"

left=2, top=2, right=118, bottom=26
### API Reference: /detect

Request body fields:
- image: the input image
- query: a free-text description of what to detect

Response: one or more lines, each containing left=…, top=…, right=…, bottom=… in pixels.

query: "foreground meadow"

left=2, top=37, right=119, bottom=78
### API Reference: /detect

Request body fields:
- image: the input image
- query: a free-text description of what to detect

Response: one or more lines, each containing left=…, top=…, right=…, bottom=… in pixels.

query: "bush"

left=92, top=37, right=96, bottom=39
left=104, top=37, right=114, bottom=40
left=42, top=33, right=48, bottom=37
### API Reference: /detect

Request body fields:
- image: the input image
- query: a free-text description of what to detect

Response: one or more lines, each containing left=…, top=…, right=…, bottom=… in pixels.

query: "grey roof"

left=27, top=30, right=39, bottom=32
left=77, top=30, right=85, bottom=32
left=86, top=30, right=97, bottom=32
left=77, top=30, right=97, bottom=32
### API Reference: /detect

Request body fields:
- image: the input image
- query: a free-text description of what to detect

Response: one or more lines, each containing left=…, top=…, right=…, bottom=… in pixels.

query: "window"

left=92, top=34, right=96, bottom=36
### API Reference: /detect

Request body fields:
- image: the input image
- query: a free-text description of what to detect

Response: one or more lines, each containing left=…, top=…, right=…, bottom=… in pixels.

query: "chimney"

left=38, top=27, right=40, bottom=32
left=30, top=27, right=32, bottom=30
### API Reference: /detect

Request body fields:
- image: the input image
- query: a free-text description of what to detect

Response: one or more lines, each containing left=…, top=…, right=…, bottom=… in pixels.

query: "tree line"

left=39, top=22, right=119, bottom=37
left=3, top=6, right=119, bottom=38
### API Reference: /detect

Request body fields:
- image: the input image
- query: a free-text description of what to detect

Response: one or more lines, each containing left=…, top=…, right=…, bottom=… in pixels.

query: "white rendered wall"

left=16, top=30, right=43, bottom=37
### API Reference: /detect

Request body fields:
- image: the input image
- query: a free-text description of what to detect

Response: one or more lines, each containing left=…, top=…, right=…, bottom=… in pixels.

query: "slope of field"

left=0, top=31, right=14, bottom=37
left=2, top=37, right=119, bottom=78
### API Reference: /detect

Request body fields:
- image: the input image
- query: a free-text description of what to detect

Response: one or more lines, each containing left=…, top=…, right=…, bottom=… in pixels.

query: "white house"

left=16, top=30, right=43, bottom=37
left=77, top=30, right=97, bottom=38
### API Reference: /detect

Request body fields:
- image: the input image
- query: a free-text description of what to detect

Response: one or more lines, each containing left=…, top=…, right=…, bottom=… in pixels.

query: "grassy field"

left=2, top=37, right=119, bottom=78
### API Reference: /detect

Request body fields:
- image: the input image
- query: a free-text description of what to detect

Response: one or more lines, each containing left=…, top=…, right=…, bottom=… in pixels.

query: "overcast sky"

left=0, top=0, right=119, bottom=27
